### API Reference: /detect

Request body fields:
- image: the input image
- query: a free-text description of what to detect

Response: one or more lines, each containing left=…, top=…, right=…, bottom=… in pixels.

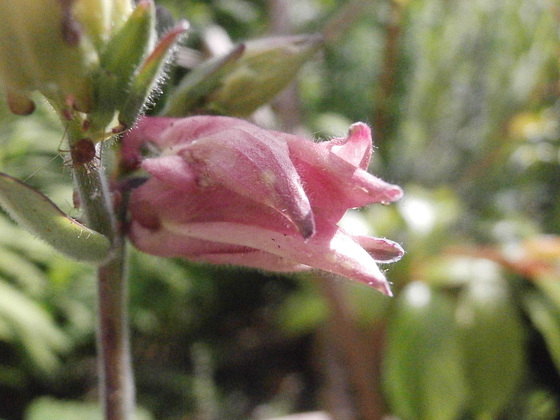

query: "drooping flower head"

left=122, top=116, right=404, bottom=295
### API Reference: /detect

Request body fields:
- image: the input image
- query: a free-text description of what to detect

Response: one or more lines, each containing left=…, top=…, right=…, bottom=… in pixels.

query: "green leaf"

left=383, top=282, right=467, bottom=420
left=534, top=278, right=560, bottom=314
left=277, top=281, right=328, bottom=336
left=25, top=397, right=153, bottom=420
left=0, top=280, right=69, bottom=375
left=0, top=172, right=111, bottom=264
left=456, top=274, right=526, bottom=417
left=0, top=247, right=47, bottom=295
left=523, top=291, right=560, bottom=374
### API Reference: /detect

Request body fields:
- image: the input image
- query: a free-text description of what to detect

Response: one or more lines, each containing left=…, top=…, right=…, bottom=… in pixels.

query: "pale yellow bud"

left=73, top=0, right=133, bottom=49
left=0, top=0, right=134, bottom=114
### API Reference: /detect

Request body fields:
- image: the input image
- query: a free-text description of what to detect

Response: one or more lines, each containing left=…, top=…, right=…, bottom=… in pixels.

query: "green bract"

left=0, top=172, right=111, bottom=264
left=72, top=0, right=133, bottom=50
left=91, top=0, right=155, bottom=130
left=119, top=21, right=190, bottom=127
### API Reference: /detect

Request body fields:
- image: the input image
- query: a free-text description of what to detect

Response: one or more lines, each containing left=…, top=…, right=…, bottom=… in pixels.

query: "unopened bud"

left=164, top=34, right=323, bottom=117
left=73, top=0, right=133, bottom=49
left=0, top=0, right=136, bottom=115
left=0, top=0, right=102, bottom=112
left=0, top=0, right=184, bottom=133
left=90, top=0, right=156, bottom=129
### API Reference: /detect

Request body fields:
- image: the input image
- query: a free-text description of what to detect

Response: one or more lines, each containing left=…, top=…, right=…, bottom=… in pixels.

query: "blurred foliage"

left=24, top=397, right=153, bottom=420
left=1, top=0, right=560, bottom=419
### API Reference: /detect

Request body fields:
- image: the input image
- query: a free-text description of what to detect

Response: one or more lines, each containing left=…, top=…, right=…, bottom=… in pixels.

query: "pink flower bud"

left=123, top=116, right=404, bottom=295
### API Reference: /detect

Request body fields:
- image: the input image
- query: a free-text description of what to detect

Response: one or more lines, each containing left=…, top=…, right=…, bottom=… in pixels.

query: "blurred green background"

left=1, top=0, right=560, bottom=419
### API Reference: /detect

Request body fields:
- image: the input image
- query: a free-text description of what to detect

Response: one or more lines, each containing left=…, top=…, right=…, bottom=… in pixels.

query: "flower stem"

left=72, top=140, right=134, bottom=420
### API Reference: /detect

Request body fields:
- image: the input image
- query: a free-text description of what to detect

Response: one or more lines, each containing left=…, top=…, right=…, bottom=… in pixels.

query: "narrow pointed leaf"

left=0, top=173, right=111, bottom=264
left=99, top=0, right=155, bottom=78
left=119, top=21, right=189, bottom=127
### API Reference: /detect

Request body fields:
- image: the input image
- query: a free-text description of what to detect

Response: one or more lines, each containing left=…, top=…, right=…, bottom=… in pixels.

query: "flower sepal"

left=119, top=20, right=190, bottom=127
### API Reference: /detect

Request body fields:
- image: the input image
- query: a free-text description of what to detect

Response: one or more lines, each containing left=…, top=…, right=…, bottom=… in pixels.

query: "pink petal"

left=282, top=130, right=402, bottom=212
left=129, top=178, right=301, bottom=235
left=121, top=117, right=177, bottom=169
left=130, top=222, right=310, bottom=271
left=178, top=126, right=315, bottom=238
left=289, top=148, right=403, bottom=221
left=129, top=116, right=316, bottom=238
left=353, top=235, right=404, bottom=263
left=141, top=155, right=197, bottom=190
left=159, top=219, right=392, bottom=295
left=322, top=122, right=373, bottom=169
left=122, top=116, right=242, bottom=168
left=151, top=115, right=264, bottom=148
left=198, top=251, right=310, bottom=272
left=129, top=222, right=252, bottom=256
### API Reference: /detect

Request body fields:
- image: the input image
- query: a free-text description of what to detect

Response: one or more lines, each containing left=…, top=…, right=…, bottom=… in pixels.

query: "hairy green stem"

left=72, top=140, right=134, bottom=420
